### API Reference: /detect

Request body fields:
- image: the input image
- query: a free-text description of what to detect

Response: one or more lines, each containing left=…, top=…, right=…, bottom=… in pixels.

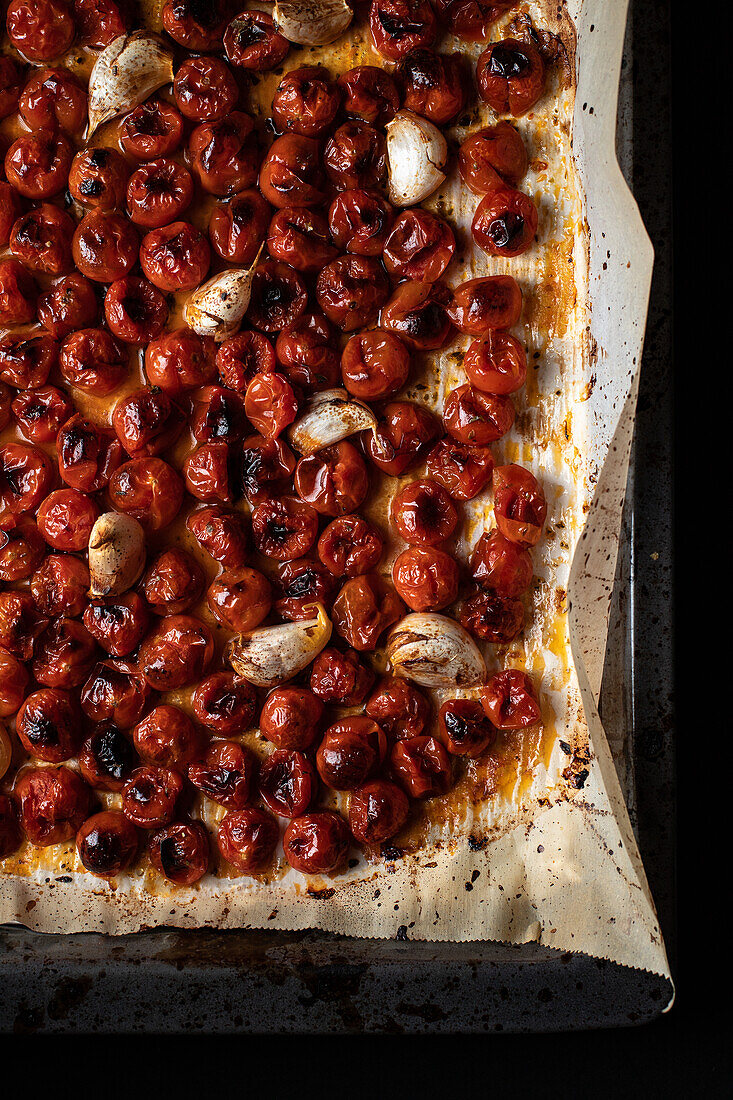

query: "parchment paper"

left=0, top=0, right=671, bottom=988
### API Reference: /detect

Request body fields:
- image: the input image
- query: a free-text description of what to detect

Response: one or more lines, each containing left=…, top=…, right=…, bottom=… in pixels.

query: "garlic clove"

left=386, top=613, right=487, bottom=688
left=385, top=110, right=448, bottom=207
left=274, top=0, right=353, bottom=45
left=88, top=512, right=146, bottom=598
left=226, top=603, right=332, bottom=687
left=287, top=388, right=377, bottom=456
left=87, top=31, right=174, bottom=138
left=183, top=246, right=262, bottom=342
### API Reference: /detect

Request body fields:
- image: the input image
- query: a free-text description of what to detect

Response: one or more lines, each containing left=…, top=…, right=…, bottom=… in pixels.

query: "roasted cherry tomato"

left=433, top=0, right=516, bottom=41
left=324, top=121, right=386, bottom=191
left=366, top=676, right=430, bottom=741
left=267, top=207, right=337, bottom=274
left=19, top=67, right=86, bottom=133
left=126, top=159, right=193, bottom=229
left=104, top=277, right=168, bottom=344
left=112, top=386, right=185, bottom=457
left=247, top=261, right=308, bottom=334
left=218, top=331, right=276, bottom=391
left=83, top=593, right=149, bottom=658
left=30, top=554, right=89, bottom=618
left=337, top=65, right=400, bottom=125
left=140, top=221, right=210, bottom=293
left=251, top=496, right=318, bottom=561
left=162, top=0, right=227, bottom=50
left=223, top=10, right=289, bottom=71
left=443, top=384, right=515, bottom=445
left=272, top=66, right=341, bottom=137
left=191, top=385, right=247, bottom=444
left=72, top=210, right=140, bottom=284
left=16, top=687, right=80, bottom=763
left=0, top=182, right=25, bottom=248
left=211, top=188, right=272, bottom=265
left=274, top=558, right=338, bottom=621
left=391, top=735, right=452, bottom=799
left=108, top=456, right=184, bottom=531
left=275, top=312, right=340, bottom=392
left=393, top=546, right=459, bottom=612
left=0, top=384, right=10, bottom=432
left=9, top=204, right=75, bottom=276
left=149, top=821, right=210, bottom=885
left=258, top=134, right=325, bottom=209
left=383, top=209, right=455, bottom=283
left=370, top=0, right=438, bottom=61
left=477, top=38, right=545, bottom=116
left=207, top=568, right=272, bottom=632
left=318, top=514, right=384, bottom=578
left=0, top=515, right=45, bottom=582
left=183, top=440, right=236, bottom=503
left=0, top=442, right=56, bottom=515
left=189, top=112, right=260, bottom=197
left=37, top=487, right=98, bottom=551
left=132, top=705, right=201, bottom=770
left=309, top=646, right=374, bottom=705
left=260, top=750, right=317, bottom=818
left=398, top=48, right=467, bottom=123
left=362, top=400, right=441, bottom=477
left=143, top=548, right=204, bottom=615
left=0, top=332, right=57, bottom=389
left=0, top=796, right=20, bottom=858
left=68, top=147, right=130, bottom=212
left=425, top=437, right=494, bottom=500
left=0, top=259, right=38, bottom=326
left=72, top=0, right=126, bottom=48
left=0, top=648, right=30, bottom=716
left=0, top=56, right=23, bottom=119
left=349, top=779, right=409, bottom=844
left=138, top=615, right=214, bottom=691
left=459, top=586, right=524, bottom=643
left=6, top=0, right=75, bottom=62
left=80, top=659, right=152, bottom=729
left=78, top=723, right=137, bottom=791
left=59, top=327, right=127, bottom=396
left=11, top=386, right=73, bottom=445
left=244, top=370, right=298, bottom=437
left=480, top=668, right=541, bottom=728
left=186, top=505, right=250, bottom=570
left=470, top=529, right=532, bottom=595
left=472, top=187, right=538, bottom=257
left=145, top=329, right=216, bottom=395
left=122, top=766, right=185, bottom=829
left=191, top=672, right=257, bottom=736
left=120, top=98, right=184, bottom=161
left=341, top=330, right=410, bottom=400
left=380, top=280, right=453, bottom=350
left=493, top=463, right=547, bottom=546
left=32, top=617, right=98, bottom=689
left=0, top=590, right=46, bottom=659
left=188, top=740, right=254, bottom=809
left=259, top=686, right=323, bottom=752
left=4, top=130, right=72, bottom=199
left=446, top=275, right=522, bottom=334
left=317, top=256, right=389, bottom=332
left=295, top=442, right=369, bottom=517
left=218, top=807, right=279, bottom=872
left=464, top=331, right=527, bottom=394
left=458, top=122, right=528, bottom=194
left=239, top=433, right=296, bottom=504
left=37, top=274, right=99, bottom=339
left=328, top=189, right=394, bottom=257
left=15, top=765, right=91, bottom=847
left=174, top=55, right=238, bottom=122
left=283, top=811, right=349, bottom=874
left=390, top=479, right=458, bottom=546
left=439, top=698, right=495, bottom=757
left=316, top=716, right=387, bottom=791
left=332, top=574, right=405, bottom=651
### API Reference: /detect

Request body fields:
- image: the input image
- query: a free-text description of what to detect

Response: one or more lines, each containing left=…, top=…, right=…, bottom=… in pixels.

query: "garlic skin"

left=274, top=0, right=353, bottom=44
left=88, top=512, right=146, bottom=598
left=385, top=110, right=448, bottom=207
left=183, top=248, right=262, bottom=342
left=386, top=613, right=487, bottom=688
left=87, top=31, right=174, bottom=138
left=226, top=603, right=332, bottom=687
left=287, top=388, right=377, bottom=456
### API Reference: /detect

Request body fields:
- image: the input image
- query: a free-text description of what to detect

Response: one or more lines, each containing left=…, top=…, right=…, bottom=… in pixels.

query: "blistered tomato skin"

left=259, top=687, right=324, bottom=752
left=0, top=333, right=57, bottom=389
left=294, top=442, right=369, bottom=518
left=283, top=811, right=350, bottom=875
left=218, top=332, right=276, bottom=391
left=37, top=274, right=99, bottom=339
left=477, top=38, right=546, bottom=116
left=464, top=331, right=527, bottom=394
left=318, top=515, right=384, bottom=579
left=31, top=554, right=89, bottom=618
left=77, top=811, right=140, bottom=878
left=259, top=134, right=325, bottom=209
left=108, top=457, right=184, bottom=531
left=425, top=438, right=494, bottom=501
left=398, top=49, right=467, bottom=124
left=0, top=649, right=30, bottom=716
left=493, top=463, right=547, bottom=546
left=458, top=122, right=528, bottom=194
left=391, top=735, right=452, bottom=799
left=0, top=516, right=45, bottom=582
left=251, top=496, right=319, bottom=562
left=174, top=56, right=238, bottom=122
left=59, top=328, right=127, bottom=396
left=240, top=434, right=296, bottom=505
left=267, top=207, right=337, bottom=274
left=9, top=204, right=75, bottom=276
left=443, top=385, right=515, bottom=445
left=481, top=669, right=541, bottom=729
left=138, top=615, right=215, bottom=692
left=331, top=574, right=405, bottom=652
left=328, top=189, right=394, bottom=257
left=6, top=0, right=76, bottom=62
left=143, top=548, right=204, bottom=615
left=349, top=780, right=409, bottom=844
left=132, top=705, right=201, bottom=771
left=439, top=699, right=495, bottom=757
left=392, top=546, right=460, bottom=612
left=341, top=330, right=410, bottom=400
left=0, top=442, right=56, bottom=516
left=383, top=210, right=456, bottom=283
left=211, top=189, right=272, bottom=266
left=12, top=386, right=73, bottom=446
left=186, top=506, right=250, bottom=570
left=316, top=716, right=387, bottom=791
left=37, top=488, right=98, bottom=552
left=196, top=385, right=249, bottom=445
left=275, top=313, right=340, bottom=393
left=0, top=182, right=25, bottom=248
left=366, top=676, right=430, bottom=741
left=122, top=766, right=185, bottom=829
left=189, top=112, right=260, bottom=198
left=470, top=529, right=533, bottom=596
left=79, top=722, right=137, bottom=792
left=105, top=277, right=169, bottom=344
left=446, top=276, right=523, bottom=334
left=207, top=568, right=272, bottom=632
left=188, top=740, right=255, bottom=810
left=15, top=765, right=92, bottom=847
left=370, top=0, right=438, bottom=61
left=460, top=586, right=524, bottom=643
left=0, top=259, right=38, bottom=326
left=224, top=10, right=289, bottom=71
left=112, top=387, right=185, bottom=458
left=192, top=672, right=257, bottom=737
left=247, top=262, right=308, bottom=334
left=149, top=822, right=210, bottom=885
left=381, top=280, right=453, bottom=351
left=363, top=400, right=442, bottom=478
left=244, top=371, right=298, bottom=439
left=324, top=121, right=387, bottom=191
left=275, top=558, right=338, bottom=622
left=145, top=329, right=216, bottom=395
left=272, top=66, right=341, bottom=138
left=472, top=187, right=538, bottom=257
left=72, top=210, right=140, bottom=284
left=80, top=660, right=152, bottom=730
left=316, top=256, right=389, bottom=333
left=162, top=0, right=227, bottom=50
left=309, top=646, right=375, bottom=706
left=0, top=796, right=22, bottom=859
left=433, top=0, right=516, bottom=40
left=83, top=593, right=149, bottom=658
left=390, top=480, right=458, bottom=546
left=260, top=750, right=317, bottom=819
left=73, top=0, right=127, bottom=50
left=120, top=99, right=184, bottom=161
left=140, top=221, right=210, bottom=294
left=183, top=441, right=235, bottom=504
left=68, top=147, right=130, bottom=211
left=0, top=590, right=46, bottom=660
left=16, top=687, right=81, bottom=763
left=217, top=808, right=280, bottom=872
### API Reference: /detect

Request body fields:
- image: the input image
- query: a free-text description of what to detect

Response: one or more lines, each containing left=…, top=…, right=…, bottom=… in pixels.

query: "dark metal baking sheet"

left=0, top=0, right=674, bottom=1034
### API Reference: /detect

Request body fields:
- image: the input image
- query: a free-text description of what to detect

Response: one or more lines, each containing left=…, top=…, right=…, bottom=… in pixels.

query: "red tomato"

left=218, top=808, right=279, bottom=872
left=4, top=130, right=72, bottom=199
left=59, top=327, right=127, bottom=395
left=112, top=386, right=185, bottom=457
left=218, top=331, right=276, bottom=391
left=260, top=750, right=317, bottom=818
left=362, top=400, right=442, bottom=477
left=189, top=112, right=260, bottom=197
left=443, top=385, right=515, bottom=445
left=247, top=261, right=308, bottom=334
left=0, top=515, right=45, bottom=582
left=239, top=433, right=296, bottom=504
left=83, top=593, right=150, bottom=657
left=332, top=574, right=405, bottom=652
left=324, top=121, right=386, bottom=191
left=223, top=10, right=289, bottom=71
left=341, top=330, right=410, bottom=399
left=162, top=0, right=227, bottom=51
left=390, top=479, right=458, bottom=546
left=318, top=514, right=384, bottom=578
left=348, top=780, right=409, bottom=844
left=188, top=740, right=254, bottom=808
left=480, top=668, right=541, bottom=728
left=31, top=554, right=89, bottom=618
left=32, top=617, right=98, bottom=689
left=191, top=385, right=247, bottom=444
left=464, top=331, right=527, bottom=394
left=191, top=672, right=257, bottom=737
left=0, top=590, right=46, bottom=660
left=337, top=66, right=400, bottom=125
left=186, top=505, right=250, bottom=570
left=0, top=57, right=23, bottom=119
left=392, top=546, right=459, bottom=612
left=104, top=278, right=168, bottom=344
left=493, top=463, right=547, bottom=546
left=283, top=811, right=349, bottom=874
left=10, top=204, right=74, bottom=276
left=366, top=676, right=430, bottom=741
left=149, top=822, right=209, bottom=886
left=272, top=66, right=341, bottom=138
left=267, top=207, right=337, bottom=274
left=140, top=222, right=211, bottom=292
left=425, top=437, right=494, bottom=500
left=0, top=259, right=38, bottom=326
left=244, top=371, right=298, bottom=438
left=259, top=687, right=324, bottom=751
left=446, top=275, right=522, bottom=334
left=477, top=38, right=546, bottom=116
left=0, top=442, right=56, bottom=514
left=122, top=766, right=184, bottom=829
left=15, top=766, right=91, bottom=847
left=11, top=386, right=73, bottom=446
left=294, top=442, right=369, bottom=517
left=472, top=187, right=538, bottom=257
left=72, top=210, right=140, bottom=284
left=439, top=699, right=495, bottom=757
left=275, top=312, right=340, bottom=393
left=458, top=122, right=528, bottom=193
left=120, top=98, right=184, bottom=161
left=37, top=487, right=98, bottom=551
left=57, top=414, right=122, bottom=492
left=0, top=333, right=58, bottom=389
left=383, top=209, right=455, bottom=283
left=19, top=67, right=87, bottom=134
left=398, top=48, right=467, bottom=124
left=174, top=55, right=238, bottom=122
left=391, top=735, right=452, bottom=799
left=6, top=0, right=75, bottom=62
left=309, top=646, right=374, bottom=705
left=72, top=0, right=126, bottom=48
left=143, top=548, right=204, bottom=615
left=126, top=159, right=193, bottom=229
left=370, top=0, right=438, bottom=61
left=380, top=280, right=453, bottom=350
left=145, top=329, right=216, bottom=395
left=211, top=189, right=272, bottom=265
left=132, top=705, right=201, bottom=770
left=316, top=716, right=387, bottom=791
left=80, top=659, right=152, bottom=729
left=78, top=723, right=137, bottom=791
left=137, top=615, right=214, bottom=691
left=433, top=0, right=516, bottom=41
left=275, top=558, right=338, bottom=621
left=183, top=440, right=235, bottom=504
left=251, top=496, right=318, bottom=560
left=470, top=529, right=532, bottom=595
left=316, top=255, right=389, bottom=332
left=108, top=456, right=184, bottom=531
left=16, top=687, right=81, bottom=763
left=0, top=182, right=25, bottom=248
left=459, top=587, right=524, bottom=643
left=207, top=568, right=272, bottom=631
left=37, top=274, right=99, bottom=338
left=328, top=188, right=394, bottom=257
left=258, top=134, right=325, bottom=209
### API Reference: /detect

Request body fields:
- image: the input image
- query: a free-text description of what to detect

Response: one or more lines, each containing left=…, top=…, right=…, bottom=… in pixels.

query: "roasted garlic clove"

left=274, top=0, right=353, bottom=44
left=287, top=388, right=377, bottom=455
left=226, top=603, right=332, bottom=687
left=87, top=31, right=174, bottom=138
left=88, top=512, right=146, bottom=598
left=386, top=613, right=487, bottom=688
left=183, top=248, right=262, bottom=342
left=385, top=110, right=448, bottom=207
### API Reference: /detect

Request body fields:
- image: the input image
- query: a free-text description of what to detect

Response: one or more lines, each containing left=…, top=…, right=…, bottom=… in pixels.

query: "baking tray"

left=0, top=0, right=674, bottom=1033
